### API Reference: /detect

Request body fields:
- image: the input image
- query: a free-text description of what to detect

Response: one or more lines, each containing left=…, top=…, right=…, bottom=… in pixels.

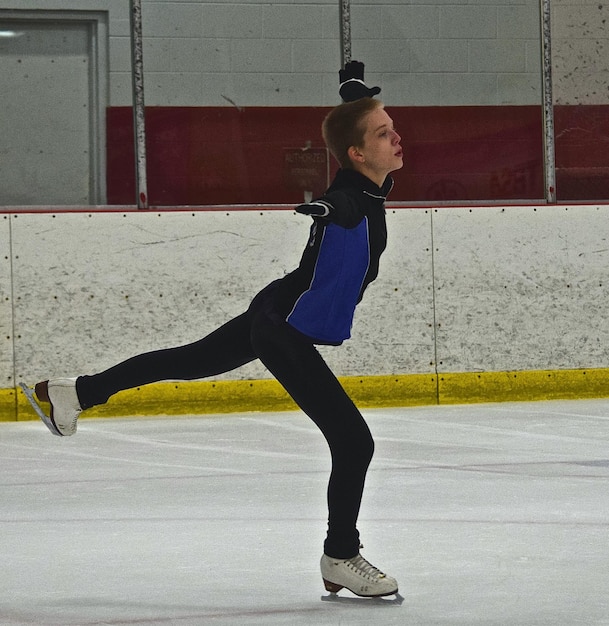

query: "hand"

left=295, top=201, right=331, bottom=217
left=339, top=60, right=381, bottom=102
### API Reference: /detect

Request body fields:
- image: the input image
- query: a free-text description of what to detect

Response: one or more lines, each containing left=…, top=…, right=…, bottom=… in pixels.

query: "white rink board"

left=5, top=205, right=609, bottom=386
left=433, top=205, right=609, bottom=372
left=11, top=211, right=305, bottom=382
left=322, top=208, right=435, bottom=376
left=9, top=209, right=435, bottom=383
left=0, top=216, right=13, bottom=386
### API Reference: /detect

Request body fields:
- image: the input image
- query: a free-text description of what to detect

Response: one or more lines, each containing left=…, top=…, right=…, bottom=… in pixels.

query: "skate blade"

left=19, top=382, right=63, bottom=437
left=321, top=591, right=404, bottom=605
left=323, top=577, right=400, bottom=599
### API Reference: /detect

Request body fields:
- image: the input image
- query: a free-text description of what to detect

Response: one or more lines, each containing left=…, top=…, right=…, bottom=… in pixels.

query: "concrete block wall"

left=126, top=0, right=543, bottom=106
left=3, top=1, right=606, bottom=107
left=553, top=0, right=609, bottom=104
left=3, top=0, right=607, bottom=207
left=4, top=0, right=544, bottom=107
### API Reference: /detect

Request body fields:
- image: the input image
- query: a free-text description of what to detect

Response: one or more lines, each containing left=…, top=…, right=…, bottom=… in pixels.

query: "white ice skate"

left=20, top=378, right=82, bottom=437
left=320, top=552, right=398, bottom=597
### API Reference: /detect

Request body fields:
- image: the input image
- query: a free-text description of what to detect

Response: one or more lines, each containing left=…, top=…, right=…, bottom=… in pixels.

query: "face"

left=349, top=107, right=403, bottom=185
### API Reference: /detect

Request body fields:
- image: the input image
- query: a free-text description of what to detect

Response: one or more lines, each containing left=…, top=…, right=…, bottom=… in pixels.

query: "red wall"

left=107, top=105, right=609, bottom=206
left=554, top=105, right=609, bottom=201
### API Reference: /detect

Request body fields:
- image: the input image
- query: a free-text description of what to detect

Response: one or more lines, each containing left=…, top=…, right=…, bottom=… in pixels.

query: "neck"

left=349, top=163, right=387, bottom=187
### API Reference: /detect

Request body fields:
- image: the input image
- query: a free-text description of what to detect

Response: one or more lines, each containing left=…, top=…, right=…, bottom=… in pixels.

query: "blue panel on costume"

left=287, top=219, right=370, bottom=343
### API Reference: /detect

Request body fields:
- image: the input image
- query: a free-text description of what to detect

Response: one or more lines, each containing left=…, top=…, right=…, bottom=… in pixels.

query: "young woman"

left=32, top=94, right=403, bottom=598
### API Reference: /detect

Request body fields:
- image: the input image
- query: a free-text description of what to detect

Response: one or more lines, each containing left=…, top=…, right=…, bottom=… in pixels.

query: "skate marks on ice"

left=3, top=401, right=609, bottom=624
left=18, top=381, right=62, bottom=436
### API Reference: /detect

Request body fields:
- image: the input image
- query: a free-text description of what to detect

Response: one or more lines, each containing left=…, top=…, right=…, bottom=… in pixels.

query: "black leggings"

left=76, top=294, right=374, bottom=559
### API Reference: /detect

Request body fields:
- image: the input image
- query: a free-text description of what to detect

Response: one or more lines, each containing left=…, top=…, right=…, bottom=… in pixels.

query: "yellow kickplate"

left=4, top=368, right=609, bottom=422
left=438, top=368, right=609, bottom=405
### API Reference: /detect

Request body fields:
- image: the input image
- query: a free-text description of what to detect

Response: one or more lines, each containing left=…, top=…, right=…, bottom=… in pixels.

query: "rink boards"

left=1, top=204, right=608, bottom=420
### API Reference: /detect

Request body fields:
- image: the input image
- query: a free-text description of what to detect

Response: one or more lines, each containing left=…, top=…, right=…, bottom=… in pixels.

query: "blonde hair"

left=322, top=98, right=383, bottom=169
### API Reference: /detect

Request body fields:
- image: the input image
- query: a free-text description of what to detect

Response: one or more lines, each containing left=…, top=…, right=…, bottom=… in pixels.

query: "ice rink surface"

left=2, top=399, right=609, bottom=625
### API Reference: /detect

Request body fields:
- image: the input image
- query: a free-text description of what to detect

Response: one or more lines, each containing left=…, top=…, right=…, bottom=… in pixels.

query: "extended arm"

left=295, top=190, right=364, bottom=228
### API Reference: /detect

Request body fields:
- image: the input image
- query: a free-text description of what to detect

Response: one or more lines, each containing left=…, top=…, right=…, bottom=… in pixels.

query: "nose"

left=392, top=129, right=401, bottom=144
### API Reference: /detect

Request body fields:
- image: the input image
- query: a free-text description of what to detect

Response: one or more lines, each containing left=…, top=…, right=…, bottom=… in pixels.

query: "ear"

left=348, top=145, right=365, bottom=164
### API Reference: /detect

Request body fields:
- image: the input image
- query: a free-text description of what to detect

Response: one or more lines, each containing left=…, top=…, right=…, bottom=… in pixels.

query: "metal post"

left=540, top=0, right=556, bottom=203
left=130, top=0, right=148, bottom=209
left=339, top=0, right=352, bottom=66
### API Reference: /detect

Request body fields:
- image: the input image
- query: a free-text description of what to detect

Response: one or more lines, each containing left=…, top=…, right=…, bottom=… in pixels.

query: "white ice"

left=2, top=400, right=609, bottom=625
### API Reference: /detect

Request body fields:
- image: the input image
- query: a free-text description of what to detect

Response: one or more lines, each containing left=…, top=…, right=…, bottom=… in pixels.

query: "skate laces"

left=346, top=554, right=387, bottom=580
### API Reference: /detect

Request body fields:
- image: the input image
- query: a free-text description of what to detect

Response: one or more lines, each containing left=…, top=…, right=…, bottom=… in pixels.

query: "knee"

left=362, top=430, right=375, bottom=464
left=334, top=423, right=374, bottom=468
